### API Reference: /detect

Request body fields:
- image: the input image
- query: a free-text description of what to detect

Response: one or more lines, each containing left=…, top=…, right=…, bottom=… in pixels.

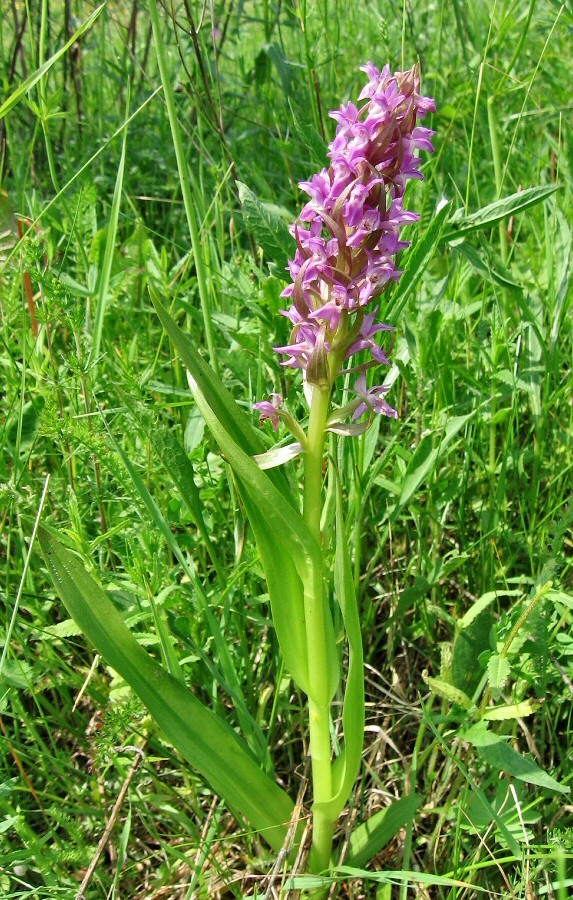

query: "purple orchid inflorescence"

left=256, top=62, right=435, bottom=429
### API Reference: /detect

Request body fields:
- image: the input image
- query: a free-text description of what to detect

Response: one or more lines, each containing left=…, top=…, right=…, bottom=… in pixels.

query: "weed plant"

left=1, top=1, right=572, bottom=897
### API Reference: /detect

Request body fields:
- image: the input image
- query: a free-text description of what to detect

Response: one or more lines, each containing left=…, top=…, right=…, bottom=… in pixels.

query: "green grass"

left=1, top=0, right=573, bottom=896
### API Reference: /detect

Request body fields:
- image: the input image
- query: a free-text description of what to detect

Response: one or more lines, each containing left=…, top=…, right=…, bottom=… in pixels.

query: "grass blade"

left=90, top=103, right=128, bottom=366
left=0, top=4, right=105, bottom=121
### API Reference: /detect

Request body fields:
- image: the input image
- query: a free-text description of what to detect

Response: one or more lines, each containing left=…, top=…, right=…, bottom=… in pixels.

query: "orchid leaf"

left=38, top=527, right=298, bottom=853
left=151, top=292, right=295, bottom=506
left=314, top=473, right=364, bottom=822
left=182, top=373, right=339, bottom=704
left=153, top=297, right=340, bottom=704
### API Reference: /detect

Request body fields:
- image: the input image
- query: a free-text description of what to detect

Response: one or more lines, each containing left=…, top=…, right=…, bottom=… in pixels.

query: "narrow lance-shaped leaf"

left=344, top=794, right=422, bottom=868
left=187, top=374, right=340, bottom=706
left=441, top=185, right=558, bottom=243
left=38, top=527, right=299, bottom=852
left=313, top=472, right=365, bottom=822
left=154, top=295, right=340, bottom=703
left=0, top=4, right=105, bottom=121
left=151, top=292, right=294, bottom=506
left=106, top=426, right=269, bottom=763
left=383, top=200, right=452, bottom=323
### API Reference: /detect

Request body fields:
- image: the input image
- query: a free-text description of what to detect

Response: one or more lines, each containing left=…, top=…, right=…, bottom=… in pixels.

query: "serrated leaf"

left=38, top=527, right=299, bottom=851
left=237, top=181, right=293, bottom=269
left=423, top=673, right=474, bottom=710
left=487, top=654, right=511, bottom=691
left=484, top=700, right=541, bottom=721
left=43, top=618, right=83, bottom=638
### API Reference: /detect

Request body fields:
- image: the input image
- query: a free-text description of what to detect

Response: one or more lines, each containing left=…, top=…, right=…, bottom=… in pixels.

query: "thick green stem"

left=303, top=384, right=335, bottom=872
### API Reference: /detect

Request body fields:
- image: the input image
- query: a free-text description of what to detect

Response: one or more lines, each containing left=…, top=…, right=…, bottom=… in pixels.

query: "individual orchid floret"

left=352, top=373, right=397, bottom=420
left=253, top=393, right=283, bottom=431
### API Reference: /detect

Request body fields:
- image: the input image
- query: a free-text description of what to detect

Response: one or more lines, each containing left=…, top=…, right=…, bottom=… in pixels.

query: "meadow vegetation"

left=1, top=0, right=572, bottom=896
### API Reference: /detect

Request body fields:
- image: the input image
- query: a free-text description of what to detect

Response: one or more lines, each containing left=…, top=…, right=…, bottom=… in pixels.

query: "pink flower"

left=253, top=394, right=283, bottom=430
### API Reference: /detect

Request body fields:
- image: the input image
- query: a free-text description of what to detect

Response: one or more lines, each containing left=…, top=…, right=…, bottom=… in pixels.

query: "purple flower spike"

left=253, top=394, right=283, bottom=430
left=255, top=61, right=434, bottom=421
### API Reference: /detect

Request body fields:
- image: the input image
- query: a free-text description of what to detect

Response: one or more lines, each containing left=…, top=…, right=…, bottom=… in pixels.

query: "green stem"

left=303, top=384, right=335, bottom=872
left=487, top=94, right=507, bottom=265
left=148, top=0, right=219, bottom=374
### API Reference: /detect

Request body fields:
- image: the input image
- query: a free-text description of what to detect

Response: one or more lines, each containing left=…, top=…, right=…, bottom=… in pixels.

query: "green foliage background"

left=1, top=0, right=572, bottom=896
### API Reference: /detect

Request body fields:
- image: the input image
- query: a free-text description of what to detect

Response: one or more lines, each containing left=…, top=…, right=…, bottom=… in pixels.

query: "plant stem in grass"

left=303, top=384, right=335, bottom=872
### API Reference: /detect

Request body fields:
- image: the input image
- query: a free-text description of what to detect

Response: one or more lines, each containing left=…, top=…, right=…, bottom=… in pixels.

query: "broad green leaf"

left=345, top=794, right=421, bottom=868
left=487, top=654, right=511, bottom=691
left=151, top=293, right=292, bottom=504
left=38, top=527, right=299, bottom=851
left=314, top=477, right=365, bottom=822
left=441, top=185, right=558, bottom=243
left=237, top=181, right=294, bottom=269
left=472, top=732, right=569, bottom=794
left=154, top=298, right=339, bottom=703
left=191, top=393, right=340, bottom=705
left=384, top=200, right=453, bottom=322
left=0, top=5, right=105, bottom=121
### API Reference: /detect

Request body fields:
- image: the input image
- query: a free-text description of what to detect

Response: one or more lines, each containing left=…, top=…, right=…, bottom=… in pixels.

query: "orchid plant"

left=39, top=62, right=435, bottom=879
